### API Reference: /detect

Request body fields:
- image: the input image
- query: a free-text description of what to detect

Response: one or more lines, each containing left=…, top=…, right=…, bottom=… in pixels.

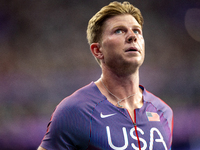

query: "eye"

left=133, top=29, right=140, bottom=34
left=115, top=29, right=124, bottom=34
left=133, top=29, right=142, bottom=35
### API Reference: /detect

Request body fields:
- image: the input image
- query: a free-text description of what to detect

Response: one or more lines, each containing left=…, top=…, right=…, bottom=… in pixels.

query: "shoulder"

left=42, top=82, right=105, bottom=148
left=57, top=82, right=105, bottom=111
left=51, top=82, right=106, bottom=122
left=141, top=85, right=172, bottom=114
left=141, top=85, right=173, bottom=131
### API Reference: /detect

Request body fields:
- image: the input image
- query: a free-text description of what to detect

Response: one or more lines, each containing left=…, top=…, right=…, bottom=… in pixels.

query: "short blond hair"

left=87, top=1, right=144, bottom=45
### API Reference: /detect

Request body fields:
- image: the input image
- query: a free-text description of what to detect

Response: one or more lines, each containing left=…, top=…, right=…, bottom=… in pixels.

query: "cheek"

left=142, top=40, right=145, bottom=51
left=142, top=41, right=145, bottom=58
left=139, top=37, right=145, bottom=50
left=103, top=37, right=123, bottom=51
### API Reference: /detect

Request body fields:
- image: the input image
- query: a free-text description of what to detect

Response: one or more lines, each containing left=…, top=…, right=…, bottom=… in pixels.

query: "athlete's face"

left=99, top=14, right=145, bottom=74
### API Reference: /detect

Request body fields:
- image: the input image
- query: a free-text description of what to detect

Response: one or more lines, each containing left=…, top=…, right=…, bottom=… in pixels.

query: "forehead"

left=103, top=14, right=141, bottom=30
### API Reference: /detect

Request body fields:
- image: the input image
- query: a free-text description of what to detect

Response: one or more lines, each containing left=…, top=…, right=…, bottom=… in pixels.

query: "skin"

left=100, top=14, right=144, bottom=75
left=37, top=14, right=145, bottom=150
left=37, top=146, right=46, bottom=150
left=91, top=14, right=145, bottom=121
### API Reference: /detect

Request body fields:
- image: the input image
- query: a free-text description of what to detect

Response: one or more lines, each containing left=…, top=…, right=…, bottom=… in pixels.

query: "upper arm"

left=39, top=100, right=91, bottom=149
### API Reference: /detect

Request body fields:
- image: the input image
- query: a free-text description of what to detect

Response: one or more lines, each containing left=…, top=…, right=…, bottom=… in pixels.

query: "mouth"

left=125, top=47, right=140, bottom=53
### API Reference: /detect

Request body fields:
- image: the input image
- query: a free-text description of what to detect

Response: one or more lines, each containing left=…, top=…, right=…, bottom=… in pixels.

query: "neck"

left=95, top=65, right=142, bottom=107
left=100, top=78, right=138, bottom=107
left=101, top=65, right=140, bottom=95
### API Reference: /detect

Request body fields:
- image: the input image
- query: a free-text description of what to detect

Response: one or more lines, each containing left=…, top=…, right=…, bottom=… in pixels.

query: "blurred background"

left=0, top=0, right=200, bottom=149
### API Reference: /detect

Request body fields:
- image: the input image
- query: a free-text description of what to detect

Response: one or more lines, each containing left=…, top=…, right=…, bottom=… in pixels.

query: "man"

left=38, top=1, right=173, bottom=150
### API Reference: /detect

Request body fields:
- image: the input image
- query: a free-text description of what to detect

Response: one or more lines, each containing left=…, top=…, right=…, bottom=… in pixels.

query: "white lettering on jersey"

left=106, top=126, right=128, bottom=150
left=106, top=126, right=167, bottom=150
left=130, top=127, right=147, bottom=150
left=149, top=127, right=167, bottom=150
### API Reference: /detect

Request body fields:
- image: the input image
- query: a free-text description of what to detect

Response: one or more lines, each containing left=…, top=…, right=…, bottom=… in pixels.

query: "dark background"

left=0, top=0, right=200, bottom=149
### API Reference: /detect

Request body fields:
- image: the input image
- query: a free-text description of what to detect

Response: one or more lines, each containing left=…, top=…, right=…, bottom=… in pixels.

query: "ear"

left=90, top=43, right=104, bottom=60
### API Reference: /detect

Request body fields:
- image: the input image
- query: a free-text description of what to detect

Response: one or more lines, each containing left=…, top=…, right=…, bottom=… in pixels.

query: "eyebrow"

left=112, top=25, right=142, bottom=30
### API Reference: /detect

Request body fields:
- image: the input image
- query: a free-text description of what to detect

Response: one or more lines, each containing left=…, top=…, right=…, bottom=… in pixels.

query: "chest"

left=88, top=102, right=171, bottom=150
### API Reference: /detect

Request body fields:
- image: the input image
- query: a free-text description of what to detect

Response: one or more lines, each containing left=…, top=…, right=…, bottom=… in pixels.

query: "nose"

left=127, top=36, right=136, bottom=43
left=126, top=30, right=137, bottom=43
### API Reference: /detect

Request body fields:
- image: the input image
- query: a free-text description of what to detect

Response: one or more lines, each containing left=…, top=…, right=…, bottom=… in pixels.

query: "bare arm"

left=37, top=146, right=46, bottom=150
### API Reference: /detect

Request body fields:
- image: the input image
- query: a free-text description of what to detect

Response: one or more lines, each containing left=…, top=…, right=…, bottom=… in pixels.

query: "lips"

left=125, top=47, right=140, bottom=53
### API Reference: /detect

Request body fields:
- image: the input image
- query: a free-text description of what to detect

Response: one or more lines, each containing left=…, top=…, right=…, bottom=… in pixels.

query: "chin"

left=113, top=63, right=140, bottom=76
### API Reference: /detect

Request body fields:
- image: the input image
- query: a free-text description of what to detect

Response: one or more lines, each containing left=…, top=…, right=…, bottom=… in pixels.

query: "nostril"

left=127, top=36, right=136, bottom=42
